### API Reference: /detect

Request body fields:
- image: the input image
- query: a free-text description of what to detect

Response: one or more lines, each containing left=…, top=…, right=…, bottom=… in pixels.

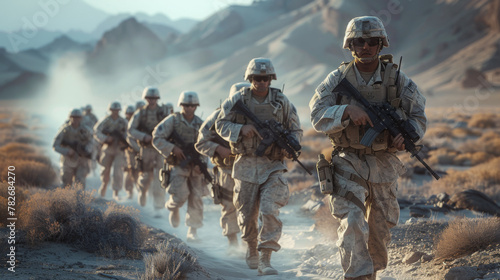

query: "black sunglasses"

left=352, top=37, right=380, bottom=47
left=181, top=104, right=197, bottom=108
left=252, top=76, right=270, bottom=82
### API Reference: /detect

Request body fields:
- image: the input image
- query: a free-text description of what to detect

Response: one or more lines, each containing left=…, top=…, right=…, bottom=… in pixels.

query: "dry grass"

left=434, top=217, right=500, bottom=261
left=141, top=240, right=197, bottom=280
left=427, top=147, right=494, bottom=166
left=18, top=186, right=147, bottom=258
left=0, top=142, right=56, bottom=187
left=467, top=113, right=499, bottom=128
left=424, top=158, right=500, bottom=201
left=460, top=131, right=500, bottom=157
left=0, top=182, right=29, bottom=227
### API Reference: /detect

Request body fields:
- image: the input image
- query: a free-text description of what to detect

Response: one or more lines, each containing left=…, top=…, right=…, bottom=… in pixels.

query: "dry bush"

left=425, top=125, right=453, bottom=139
left=0, top=182, right=28, bottom=227
left=468, top=113, right=499, bottom=128
left=426, top=158, right=500, bottom=201
left=451, top=127, right=481, bottom=138
left=460, top=131, right=500, bottom=157
left=0, top=142, right=37, bottom=155
left=427, top=147, right=494, bottom=166
left=434, top=217, right=500, bottom=261
left=141, top=240, right=197, bottom=280
left=0, top=123, right=11, bottom=129
left=313, top=200, right=339, bottom=242
left=0, top=159, right=56, bottom=187
left=18, top=186, right=146, bottom=257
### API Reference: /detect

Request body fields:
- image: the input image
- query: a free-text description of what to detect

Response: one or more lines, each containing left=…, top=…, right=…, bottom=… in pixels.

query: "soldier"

left=215, top=58, right=302, bottom=275
left=94, top=102, right=128, bottom=199
left=82, top=104, right=98, bottom=128
left=128, top=87, right=173, bottom=215
left=309, top=16, right=427, bottom=280
left=152, top=91, right=207, bottom=242
left=123, top=105, right=140, bottom=199
left=194, top=83, right=249, bottom=249
left=53, top=108, right=93, bottom=188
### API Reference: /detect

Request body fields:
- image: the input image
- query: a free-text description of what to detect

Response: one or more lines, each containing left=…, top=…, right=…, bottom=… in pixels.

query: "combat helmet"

left=343, top=16, right=389, bottom=50
left=125, top=105, right=135, bottom=114
left=142, top=87, right=160, bottom=99
left=177, top=91, right=199, bottom=107
left=135, top=100, right=146, bottom=110
left=244, top=58, right=277, bottom=81
left=108, top=101, right=121, bottom=111
left=69, top=108, right=83, bottom=118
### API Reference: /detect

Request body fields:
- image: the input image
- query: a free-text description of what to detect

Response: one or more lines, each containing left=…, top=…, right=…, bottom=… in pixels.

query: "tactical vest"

left=137, top=105, right=170, bottom=134
left=166, top=112, right=203, bottom=166
left=62, top=124, right=92, bottom=146
left=329, top=54, right=404, bottom=151
left=230, top=87, right=285, bottom=160
left=101, top=116, right=128, bottom=147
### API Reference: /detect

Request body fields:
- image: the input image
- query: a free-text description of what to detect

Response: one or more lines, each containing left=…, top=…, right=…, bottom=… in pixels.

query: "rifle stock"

left=61, top=140, right=92, bottom=159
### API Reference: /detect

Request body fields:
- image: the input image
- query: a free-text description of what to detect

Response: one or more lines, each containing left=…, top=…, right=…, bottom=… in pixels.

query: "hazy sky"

left=83, top=0, right=254, bottom=20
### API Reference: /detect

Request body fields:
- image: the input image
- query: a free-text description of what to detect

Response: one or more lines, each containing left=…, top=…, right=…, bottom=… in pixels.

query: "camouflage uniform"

left=53, top=114, right=93, bottom=188
left=124, top=132, right=140, bottom=198
left=216, top=87, right=302, bottom=252
left=309, top=16, right=427, bottom=279
left=152, top=112, right=206, bottom=229
left=94, top=114, right=128, bottom=197
left=128, top=104, right=170, bottom=208
left=195, top=109, right=239, bottom=238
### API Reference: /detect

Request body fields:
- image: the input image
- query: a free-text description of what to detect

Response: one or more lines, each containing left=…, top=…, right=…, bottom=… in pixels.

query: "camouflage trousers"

left=234, top=171, right=289, bottom=251
left=124, top=148, right=139, bottom=194
left=216, top=167, right=239, bottom=236
left=165, top=166, right=207, bottom=229
left=98, top=145, right=125, bottom=193
left=330, top=156, right=399, bottom=278
left=137, top=146, right=165, bottom=209
left=61, top=157, right=89, bottom=189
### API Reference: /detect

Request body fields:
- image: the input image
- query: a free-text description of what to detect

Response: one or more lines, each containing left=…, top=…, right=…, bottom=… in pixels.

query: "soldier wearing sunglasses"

left=215, top=58, right=302, bottom=276
left=310, top=16, right=427, bottom=280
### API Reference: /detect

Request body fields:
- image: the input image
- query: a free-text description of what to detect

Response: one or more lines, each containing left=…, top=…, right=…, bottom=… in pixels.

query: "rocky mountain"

left=38, top=35, right=93, bottom=59
left=86, top=17, right=167, bottom=75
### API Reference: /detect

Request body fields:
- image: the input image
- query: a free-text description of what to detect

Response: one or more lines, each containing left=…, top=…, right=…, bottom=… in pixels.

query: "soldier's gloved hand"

left=282, top=149, right=294, bottom=159
left=241, top=124, right=262, bottom=139
left=193, top=165, right=201, bottom=174
left=391, top=133, right=406, bottom=151
left=215, top=145, right=232, bottom=159
left=105, top=136, right=114, bottom=143
left=67, top=149, right=75, bottom=157
left=143, top=135, right=152, bottom=143
left=343, top=105, right=374, bottom=127
left=172, top=146, right=186, bottom=160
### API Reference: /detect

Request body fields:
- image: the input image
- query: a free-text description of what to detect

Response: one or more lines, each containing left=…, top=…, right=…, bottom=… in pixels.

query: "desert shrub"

left=18, top=186, right=146, bottom=257
left=0, top=159, right=56, bottom=187
left=451, top=127, right=481, bottom=138
left=460, top=131, right=500, bottom=156
left=0, top=142, right=37, bottom=155
left=468, top=113, right=499, bottom=128
left=141, top=240, right=197, bottom=280
left=434, top=217, right=500, bottom=260
left=0, top=182, right=29, bottom=227
left=427, top=147, right=494, bottom=166
left=427, top=148, right=458, bottom=165
left=425, top=125, right=453, bottom=139
left=426, top=158, right=500, bottom=201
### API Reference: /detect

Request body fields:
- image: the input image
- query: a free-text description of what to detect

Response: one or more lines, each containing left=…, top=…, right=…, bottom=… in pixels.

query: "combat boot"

left=112, top=190, right=119, bottom=200
left=246, top=241, right=258, bottom=269
left=227, top=233, right=238, bottom=248
left=258, top=249, right=278, bottom=275
left=169, top=208, right=180, bottom=228
left=138, top=190, right=147, bottom=206
left=186, top=227, right=199, bottom=242
left=99, top=185, right=107, bottom=197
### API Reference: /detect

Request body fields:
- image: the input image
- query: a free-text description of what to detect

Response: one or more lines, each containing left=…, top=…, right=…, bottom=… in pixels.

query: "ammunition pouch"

left=159, top=160, right=171, bottom=189
left=135, top=155, right=143, bottom=172
left=165, top=153, right=181, bottom=166
left=211, top=183, right=222, bottom=205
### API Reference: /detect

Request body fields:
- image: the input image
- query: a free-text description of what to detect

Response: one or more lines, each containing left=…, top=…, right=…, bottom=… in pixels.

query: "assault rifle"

left=102, top=129, right=130, bottom=150
left=61, top=139, right=92, bottom=159
left=231, top=99, right=312, bottom=175
left=333, top=78, right=440, bottom=180
left=169, top=130, right=213, bottom=183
